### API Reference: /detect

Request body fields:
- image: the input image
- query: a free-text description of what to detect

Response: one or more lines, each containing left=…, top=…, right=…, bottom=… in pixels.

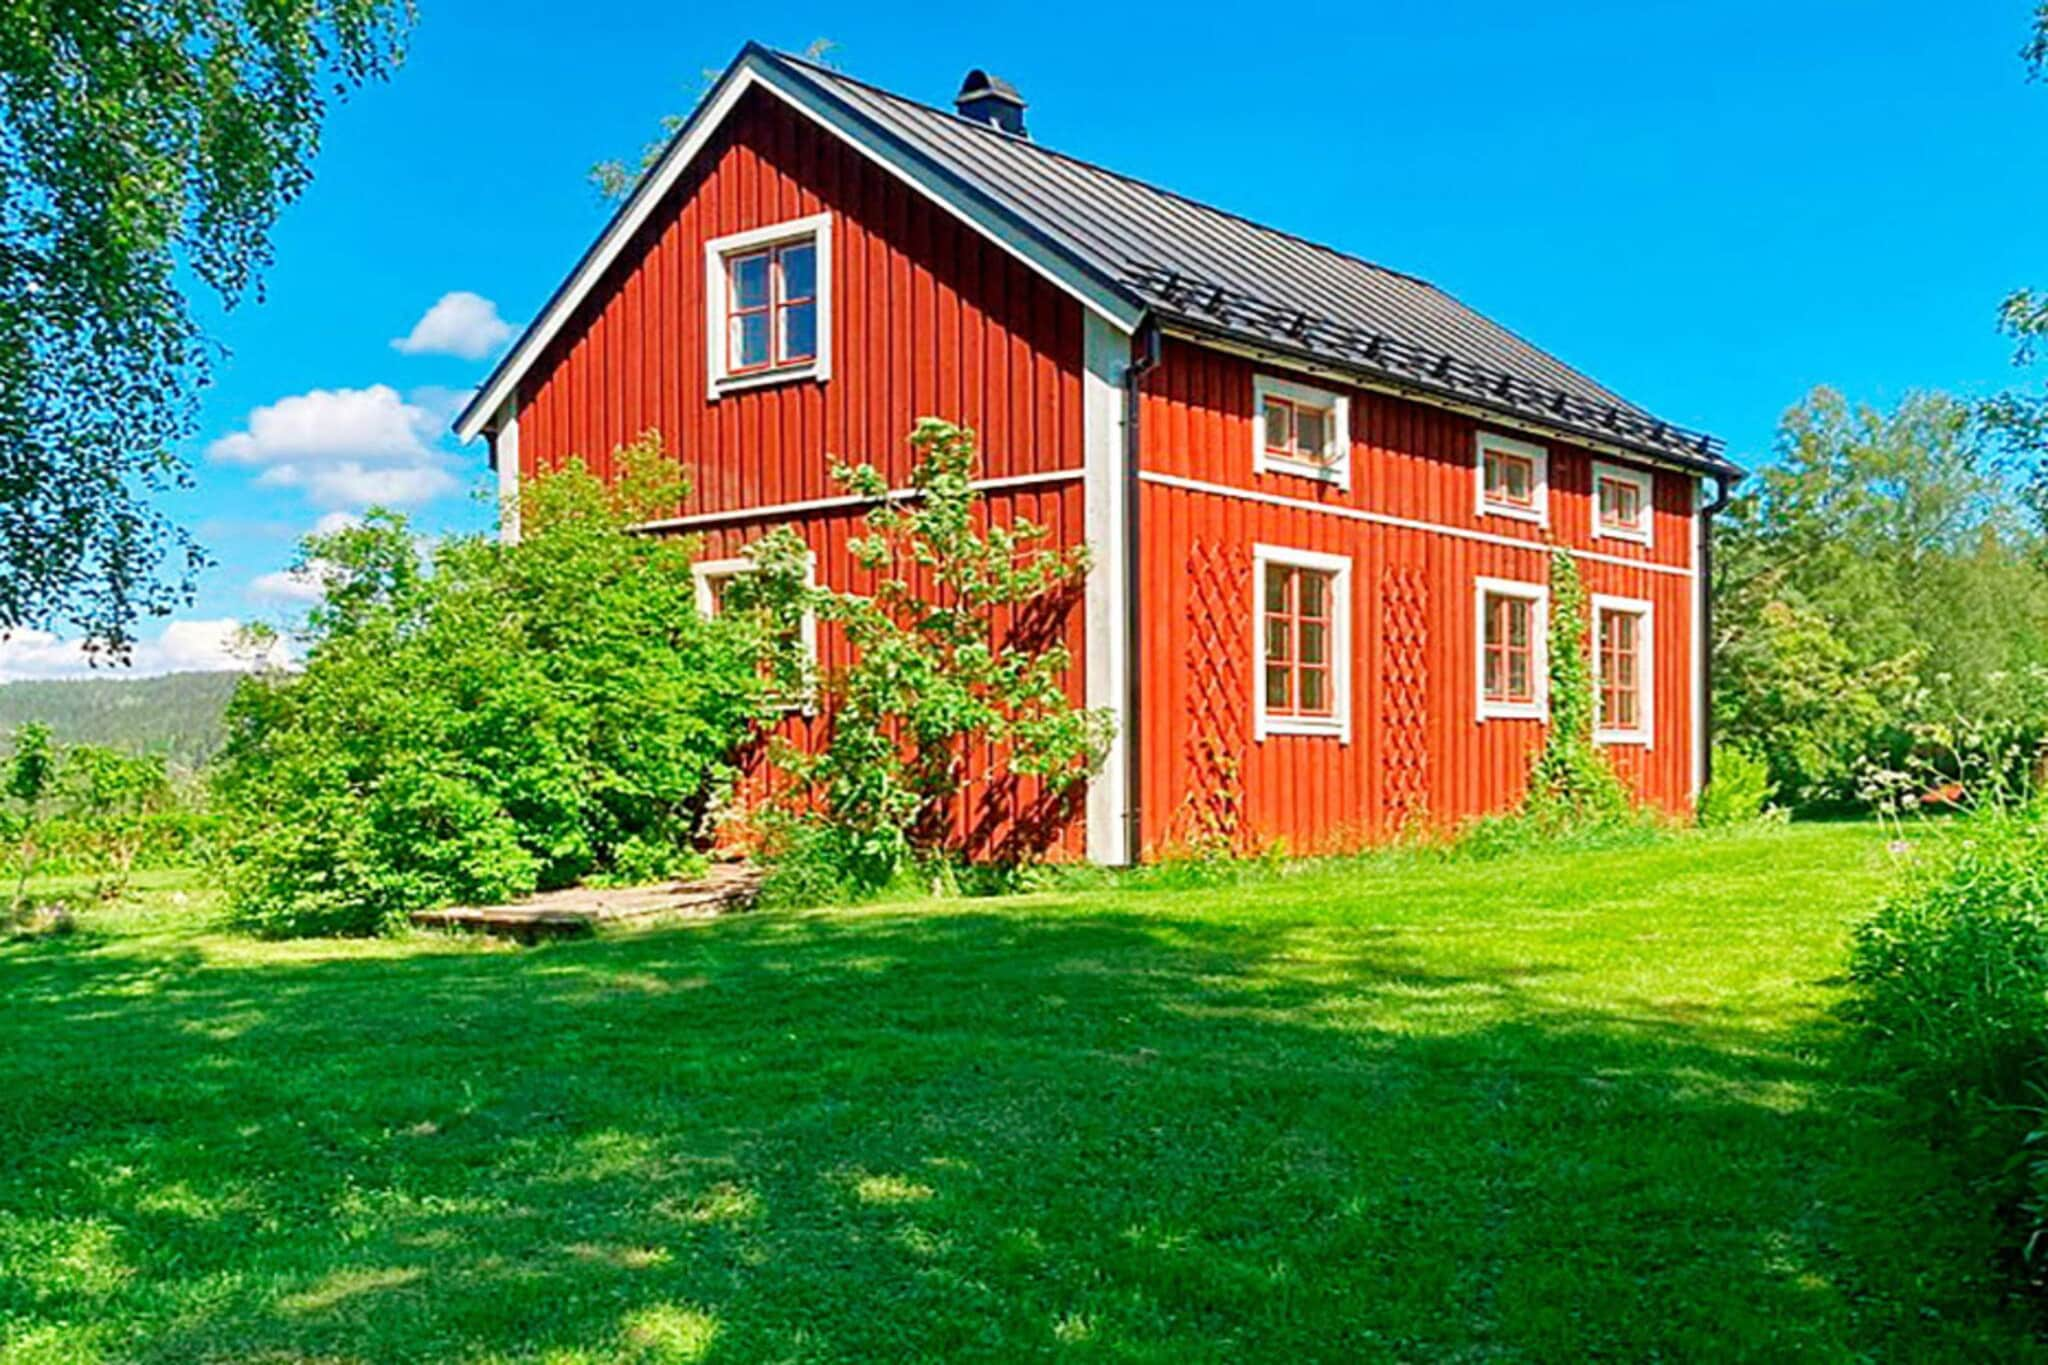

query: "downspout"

left=1698, top=471, right=1736, bottom=793
left=1122, top=319, right=1162, bottom=862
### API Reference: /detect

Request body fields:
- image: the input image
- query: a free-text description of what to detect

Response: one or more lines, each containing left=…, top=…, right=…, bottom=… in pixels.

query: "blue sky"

left=9, top=0, right=2044, bottom=677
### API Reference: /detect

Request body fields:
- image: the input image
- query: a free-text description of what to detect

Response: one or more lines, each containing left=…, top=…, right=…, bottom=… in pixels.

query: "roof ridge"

left=766, top=47, right=1445, bottom=294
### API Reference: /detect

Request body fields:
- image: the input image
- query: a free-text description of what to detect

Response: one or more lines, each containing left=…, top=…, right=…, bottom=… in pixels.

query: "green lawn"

left=1, top=824, right=2040, bottom=1362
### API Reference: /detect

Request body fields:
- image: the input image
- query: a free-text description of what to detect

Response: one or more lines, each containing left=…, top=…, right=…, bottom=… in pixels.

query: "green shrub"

left=213, top=435, right=768, bottom=937
left=1847, top=805, right=2048, bottom=1262
left=1697, top=745, right=1779, bottom=827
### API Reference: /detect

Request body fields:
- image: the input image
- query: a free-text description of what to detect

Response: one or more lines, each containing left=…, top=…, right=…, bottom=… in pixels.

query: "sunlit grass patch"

left=0, top=823, right=2040, bottom=1360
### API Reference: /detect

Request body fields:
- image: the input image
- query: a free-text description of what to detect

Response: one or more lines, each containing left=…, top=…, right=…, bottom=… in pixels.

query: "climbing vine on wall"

left=1521, top=550, right=1634, bottom=830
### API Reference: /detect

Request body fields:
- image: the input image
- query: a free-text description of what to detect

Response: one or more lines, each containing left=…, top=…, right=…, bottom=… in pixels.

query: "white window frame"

left=1591, top=592, right=1654, bottom=746
left=1252, top=375, right=1351, bottom=489
left=693, top=551, right=820, bottom=710
left=1474, top=431, right=1549, bottom=526
left=1474, top=576, right=1550, bottom=722
left=1251, top=543, right=1353, bottom=743
left=1591, top=461, right=1654, bottom=546
left=703, top=212, right=834, bottom=399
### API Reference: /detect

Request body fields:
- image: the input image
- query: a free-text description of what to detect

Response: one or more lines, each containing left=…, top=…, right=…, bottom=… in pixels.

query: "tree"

left=740, top=419, right=1113, bottom=893
left=588, top=39, right=838, bottom=201
left=1714, top=388, right=2048, bottom=804
left=1989, top=9, right=2048, bottom=494
left=0, top=1, right=415, bottom=654
left=4, top=723, right=56, bottom=909
left=57, top=744, right=172, bottom=899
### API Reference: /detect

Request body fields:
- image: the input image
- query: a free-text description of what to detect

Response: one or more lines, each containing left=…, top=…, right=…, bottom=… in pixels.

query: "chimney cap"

left=956, top=69, right=1025, bottom=108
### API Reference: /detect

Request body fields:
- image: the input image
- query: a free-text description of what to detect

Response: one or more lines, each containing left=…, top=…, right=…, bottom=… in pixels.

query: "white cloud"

left=312, top=511, right=363, bottom=536
left=254, top=458, right=461, bottom=509
left=206, top=384, right=465, bottom=510
left=0, top=620, right=290, bottom=683
left=248, top=560, right=337, bottom=605
left=391, top=291, right=516, bottom=360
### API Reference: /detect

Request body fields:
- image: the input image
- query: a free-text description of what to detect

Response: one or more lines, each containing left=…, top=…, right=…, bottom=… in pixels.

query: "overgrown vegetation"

left=1848, top=801, right=2048, bottom=1273
left=210, top=436, right=768, bottom=937
left=3, top=723, right=195, bottom=919
left=737, top=419, right=1114, bottom=905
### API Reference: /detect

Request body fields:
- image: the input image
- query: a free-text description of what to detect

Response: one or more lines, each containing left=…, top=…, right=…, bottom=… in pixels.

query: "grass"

left=0, top=824, right=2041, bottom=1362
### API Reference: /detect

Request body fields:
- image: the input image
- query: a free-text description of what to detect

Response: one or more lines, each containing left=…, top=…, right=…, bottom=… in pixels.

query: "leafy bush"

left=740, top=419, right=1114, bottom=903
left=213, top=435, right=768, bottom=936
left=1697, top=745, right=1779, bottom=827
left=1847, top=805, right=2048, bottom=1264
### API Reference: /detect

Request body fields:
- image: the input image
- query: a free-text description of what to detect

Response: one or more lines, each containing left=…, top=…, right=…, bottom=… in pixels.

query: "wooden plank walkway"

left=410, top=862, right=762, bottom=942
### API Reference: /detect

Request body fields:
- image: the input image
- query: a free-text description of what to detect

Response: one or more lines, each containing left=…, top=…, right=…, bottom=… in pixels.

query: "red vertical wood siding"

left=1139, top=339, right=1698, bottom=856
left=514, top=87, right=1088, bottom=859
left=511, top=88, right=1704, bottom=864
left=517, top=88, right=1083, bottom=506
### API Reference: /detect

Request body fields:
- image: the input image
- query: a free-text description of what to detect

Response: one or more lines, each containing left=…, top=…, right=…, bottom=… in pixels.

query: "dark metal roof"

left=766, top=48, right=1734, bottom=476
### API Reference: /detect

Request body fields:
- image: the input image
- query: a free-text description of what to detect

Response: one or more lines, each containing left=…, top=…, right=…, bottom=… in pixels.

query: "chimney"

left=954, top=69, right=1028, bottom=138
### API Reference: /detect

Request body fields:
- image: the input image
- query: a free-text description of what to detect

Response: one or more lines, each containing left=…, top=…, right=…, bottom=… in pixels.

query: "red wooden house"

left=453, top=46, right=1741, bottom=866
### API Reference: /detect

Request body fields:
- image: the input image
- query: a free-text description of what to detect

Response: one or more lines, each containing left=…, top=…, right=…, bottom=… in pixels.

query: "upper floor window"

left=704, top=213, right=833, bottom=397
left=1592, top=594, right=1653, bottom=744
left=1475, top=577, right=1549, bottom=721
left=1475, top=432, right=1548, bottom=524
left=1252, top=544, right=1352, bottom=741
left=1253, top=375, right=1351, bottom=487
left=1592, top=461, right=1653, bottom=545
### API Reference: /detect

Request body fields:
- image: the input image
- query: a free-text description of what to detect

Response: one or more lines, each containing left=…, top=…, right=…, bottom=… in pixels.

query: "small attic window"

left=704, top=213, right=833, bottom=397
left=1253, top=375, right=1350, bottom=488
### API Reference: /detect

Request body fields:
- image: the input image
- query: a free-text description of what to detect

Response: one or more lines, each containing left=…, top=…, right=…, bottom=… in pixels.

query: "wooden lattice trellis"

left=1378, top=564, right=1431, bottom=829
left=1170, top=541, right=1251, bottom=854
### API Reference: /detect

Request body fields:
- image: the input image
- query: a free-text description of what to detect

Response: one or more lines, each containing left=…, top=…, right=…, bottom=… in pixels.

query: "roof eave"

left=1155, top=316, right=1740, bottom=482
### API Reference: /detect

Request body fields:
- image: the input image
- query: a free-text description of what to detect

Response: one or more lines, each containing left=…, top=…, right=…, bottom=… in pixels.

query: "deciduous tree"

left=0, top=0, right=414, bottom=652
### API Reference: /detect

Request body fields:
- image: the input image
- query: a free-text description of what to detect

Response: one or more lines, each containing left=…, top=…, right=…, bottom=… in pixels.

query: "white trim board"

left=493, top=403, right=521, bottom=544
left=1136, top=470, right=1694, bottom=580
left=1082, top=315, right=1134, bottom=865
left=454, top=50, right=1138, bottom=444
left=629, top=468, right=1085, bottom=534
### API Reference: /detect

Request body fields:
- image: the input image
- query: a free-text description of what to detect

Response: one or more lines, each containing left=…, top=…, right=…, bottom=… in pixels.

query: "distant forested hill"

left=0, top=672, right=240, bottom=769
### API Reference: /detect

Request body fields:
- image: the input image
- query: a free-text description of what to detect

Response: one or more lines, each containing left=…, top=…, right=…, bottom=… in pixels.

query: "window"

left=1475, top=577, right=1549, bottom=720
left=704, top=213, right=833, bottom=396
left=1592, top=461, right=1654, bottom=545
left=1253, top=376, right=1351, bottom=487
left=693, top=552, right=820, bottom=708
left=1252, top=545, right=1351, bottom=741
left=1475, top=432, right=1548, bottom=524
left=1592, top=594, right=1654, bottom=744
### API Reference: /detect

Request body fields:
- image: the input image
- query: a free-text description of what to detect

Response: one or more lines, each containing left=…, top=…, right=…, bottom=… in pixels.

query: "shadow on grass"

left=0, top=896, right=2036, bottom=1362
